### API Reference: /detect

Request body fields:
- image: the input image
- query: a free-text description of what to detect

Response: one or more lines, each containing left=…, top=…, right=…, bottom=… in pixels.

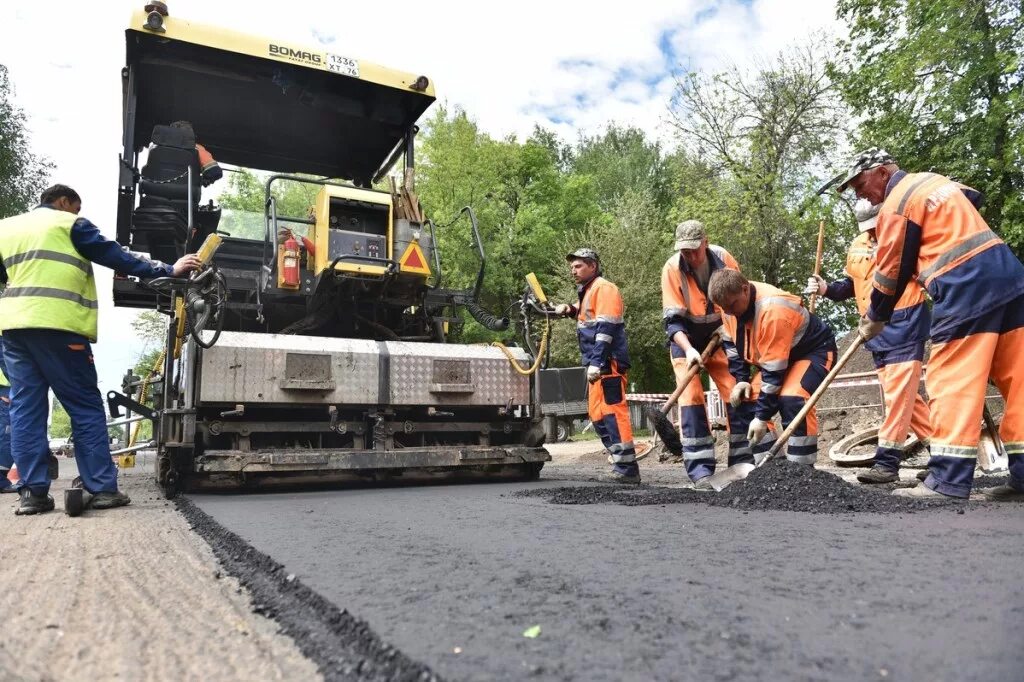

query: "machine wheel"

left=555, top=419, right=572, bottom=442
left=64, top=488, right=84, bottom=517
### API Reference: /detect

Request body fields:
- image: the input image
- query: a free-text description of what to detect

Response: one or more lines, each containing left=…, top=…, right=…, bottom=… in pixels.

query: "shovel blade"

left=978, top=433, right=1008, bottom=474
left=708, top=463, right=755, bottom=492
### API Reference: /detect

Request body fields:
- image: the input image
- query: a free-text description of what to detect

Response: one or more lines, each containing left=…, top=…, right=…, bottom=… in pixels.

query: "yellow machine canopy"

left=125, top=9, right=436, bottom=183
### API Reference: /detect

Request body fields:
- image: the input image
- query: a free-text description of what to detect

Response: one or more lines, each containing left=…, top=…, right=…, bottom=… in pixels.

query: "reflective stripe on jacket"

left=661, top=244, right=738, bottom=355
left=870, top=172, right=1024, bottom=335
left=841, top=231, right=930, bottom=351
left=0, top=207, right=98, bottom=341
left=576, top=276, right=631, bottom=371
left=720, top=282, right=835, bottom=418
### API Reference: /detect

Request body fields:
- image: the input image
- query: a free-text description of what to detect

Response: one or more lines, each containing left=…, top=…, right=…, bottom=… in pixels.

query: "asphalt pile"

left=520, top=459, right=964, bottom=514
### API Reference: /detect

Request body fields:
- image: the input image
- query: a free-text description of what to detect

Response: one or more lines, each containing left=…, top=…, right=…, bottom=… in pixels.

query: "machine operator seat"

left=132, top=124, right=203, bottom=264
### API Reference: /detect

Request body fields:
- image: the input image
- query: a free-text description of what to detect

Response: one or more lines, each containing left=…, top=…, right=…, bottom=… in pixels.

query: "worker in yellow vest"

left=0, top=184, right=200, bottom=515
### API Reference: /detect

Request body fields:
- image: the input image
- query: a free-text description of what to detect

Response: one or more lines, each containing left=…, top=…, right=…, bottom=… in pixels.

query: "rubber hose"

left=466, top=300, right=509, bottom=331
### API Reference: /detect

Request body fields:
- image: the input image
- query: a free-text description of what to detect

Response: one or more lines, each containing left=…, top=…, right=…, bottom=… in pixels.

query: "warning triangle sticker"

left=399, top=241, right=431, bottom=276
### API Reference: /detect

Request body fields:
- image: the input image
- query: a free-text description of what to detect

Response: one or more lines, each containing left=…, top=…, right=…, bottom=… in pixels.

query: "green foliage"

left=549, top=189, right=674, bottom=391
left=832, top=0, right=1024, bottom=257
left=417, top=107, right=604, bottom=341
left=670, top=45, right=851, bottom=290
left=218, top=169, right=320, bottom=240
left=49, top=400, right=71, bottom=439
left=0, top=65, right=52, bottom=218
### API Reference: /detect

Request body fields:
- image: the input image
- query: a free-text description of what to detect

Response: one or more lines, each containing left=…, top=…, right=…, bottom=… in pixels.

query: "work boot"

left=0, top=473, right=17, bottom=494
left=979, top=484, right=1024, bottom=502
left=88, top=491, right=132, bottom=510
left=891, top=482, right=956, bottom=499
left=916, top=469, right=929, bottom=482
left=692, top=476, right=713, bottom=491
left=15, top=488, right=55, bottom=515
left=603, top=469, right=641, bottom=484
left=857, top=466, right=898, bottom=484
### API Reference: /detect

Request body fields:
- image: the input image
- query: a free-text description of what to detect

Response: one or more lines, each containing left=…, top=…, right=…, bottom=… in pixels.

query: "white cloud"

left=0, top=0, right=840, bottom=392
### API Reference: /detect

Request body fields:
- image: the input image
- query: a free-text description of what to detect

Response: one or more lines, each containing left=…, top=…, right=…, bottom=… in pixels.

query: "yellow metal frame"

left=313, top=185, right=393, bottom=276
left=128, top=10, right=436, bottom=98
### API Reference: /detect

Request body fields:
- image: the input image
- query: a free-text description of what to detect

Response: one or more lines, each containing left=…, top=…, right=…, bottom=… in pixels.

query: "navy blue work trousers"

left=3, top=329, right=118, bottom=495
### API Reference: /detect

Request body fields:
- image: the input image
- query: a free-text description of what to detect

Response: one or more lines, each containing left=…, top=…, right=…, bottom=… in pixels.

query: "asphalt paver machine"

left=112, top=3, right=549, bottom=494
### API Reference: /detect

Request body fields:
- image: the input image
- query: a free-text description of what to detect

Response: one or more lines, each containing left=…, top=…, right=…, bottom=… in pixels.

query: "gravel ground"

left=0, top=460, right=320, bottom=682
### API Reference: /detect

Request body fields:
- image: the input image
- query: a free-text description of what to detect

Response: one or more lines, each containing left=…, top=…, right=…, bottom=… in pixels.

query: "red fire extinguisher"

left=281, top=234, right=300, bottom=289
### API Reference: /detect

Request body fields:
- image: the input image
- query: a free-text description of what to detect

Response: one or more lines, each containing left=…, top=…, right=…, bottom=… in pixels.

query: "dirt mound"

left=518, top=459, right=972, bottom=514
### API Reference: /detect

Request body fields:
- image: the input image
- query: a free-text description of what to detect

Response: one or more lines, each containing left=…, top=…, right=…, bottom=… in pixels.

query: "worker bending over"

left=553, top=248, right=640, bottom=483
left=709, top=270, right=837, bottom=465
left=806, top=195, right=932, bottom=483
left=661, top=220, right=764, bottom=487
left=837, top=149, right=1024, bottom=500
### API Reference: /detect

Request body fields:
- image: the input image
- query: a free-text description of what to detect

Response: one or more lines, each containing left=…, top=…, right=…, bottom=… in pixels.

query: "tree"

left=548, top=189, right=674, bottom=391
left=418, top=106, right=601, bottom=341
left=832, top=0, right=1024, bottom=256
left=571, top=125, right=677, bottom=214
left=0, top=65, right=52, bottom=217
left=669, top=45, right=851, bottom=289
left=218, top=169, right=320, bottom=240
left=49, top=399, right=72, bottom=439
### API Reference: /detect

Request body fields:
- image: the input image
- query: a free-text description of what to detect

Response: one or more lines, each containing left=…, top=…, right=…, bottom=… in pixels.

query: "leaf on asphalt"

left=522, top=625, right=542, bottom=638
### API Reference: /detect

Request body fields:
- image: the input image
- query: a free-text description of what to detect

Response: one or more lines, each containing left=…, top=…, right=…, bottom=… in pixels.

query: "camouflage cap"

left=837, top=148, right=896, bottom=192
left=674, top=220, right=706, bottom=250
left=566, top=247, right=599, bottom=263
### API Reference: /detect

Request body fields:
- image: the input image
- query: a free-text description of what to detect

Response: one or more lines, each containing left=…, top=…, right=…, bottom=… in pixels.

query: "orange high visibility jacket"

left=869, top=171, right=1024, bottom=337
left=825, top=230, right=930, bottom=351
left=572, top=276, right=630, bottom=371
left=720, top=282, right=834, bottom=419
left=196, top=143, right=223, bottom=187
left=661, top=244, right=739, bottom=355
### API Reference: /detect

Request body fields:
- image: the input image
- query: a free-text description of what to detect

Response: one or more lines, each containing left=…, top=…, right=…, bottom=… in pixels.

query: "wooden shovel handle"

left=809, top=220, right=825, bottom=314
left=659, top=334, right=722, bottom=415
left=763, top=335, right=865, bottom=461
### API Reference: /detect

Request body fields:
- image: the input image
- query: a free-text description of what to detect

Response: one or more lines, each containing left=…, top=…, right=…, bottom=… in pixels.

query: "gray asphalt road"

left=191, top=479, right=1024, bottom=682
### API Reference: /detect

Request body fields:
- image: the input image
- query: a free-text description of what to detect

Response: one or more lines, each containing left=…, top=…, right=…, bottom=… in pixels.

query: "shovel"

left=708, top=335, right=866, bottom=491
left=647, top=334, right=722, bottom=458
left=979, top=404, right=1009, bottom=474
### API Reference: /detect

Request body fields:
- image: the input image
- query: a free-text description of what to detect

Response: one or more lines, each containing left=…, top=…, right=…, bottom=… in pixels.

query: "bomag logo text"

left=269, top=44, right=322, bottom=65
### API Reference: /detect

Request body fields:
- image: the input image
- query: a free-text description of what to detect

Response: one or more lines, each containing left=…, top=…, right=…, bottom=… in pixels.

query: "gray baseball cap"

left=837, top=148, right=897, bottom=192
left=674, top=220, right=706, bottom=250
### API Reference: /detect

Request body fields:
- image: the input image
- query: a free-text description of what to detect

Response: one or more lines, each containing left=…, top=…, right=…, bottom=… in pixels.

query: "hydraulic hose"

left=466, top=300, right=509, bottom=331
left=492, top=316, right=550, bottom=376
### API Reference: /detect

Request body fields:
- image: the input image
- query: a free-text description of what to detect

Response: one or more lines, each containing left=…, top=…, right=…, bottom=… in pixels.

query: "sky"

left=0, top=0, right=840, bottom=396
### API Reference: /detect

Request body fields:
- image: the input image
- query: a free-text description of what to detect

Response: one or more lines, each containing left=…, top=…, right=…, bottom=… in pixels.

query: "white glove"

left=586, top=365, right=601, bottom=383
left=729, top=381, right=752, bottom=408
left=553, top=303, right=572, bottom=317
left=747, top=417, right=769, bottom=445
left=685, top=346, right=703, bottom=369
left=803, top=274, right=826, bottom=297
left=858, top=316, right=885, bottom=341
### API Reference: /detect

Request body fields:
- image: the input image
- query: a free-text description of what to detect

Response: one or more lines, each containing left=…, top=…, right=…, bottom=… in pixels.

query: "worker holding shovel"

left=660, top=221, right=765, bottom=488
left=805, top=195, right=932, bottom=484
left=836, top=149, right=1024, bottom=501
left=709, top=270, right=837, bottom=466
